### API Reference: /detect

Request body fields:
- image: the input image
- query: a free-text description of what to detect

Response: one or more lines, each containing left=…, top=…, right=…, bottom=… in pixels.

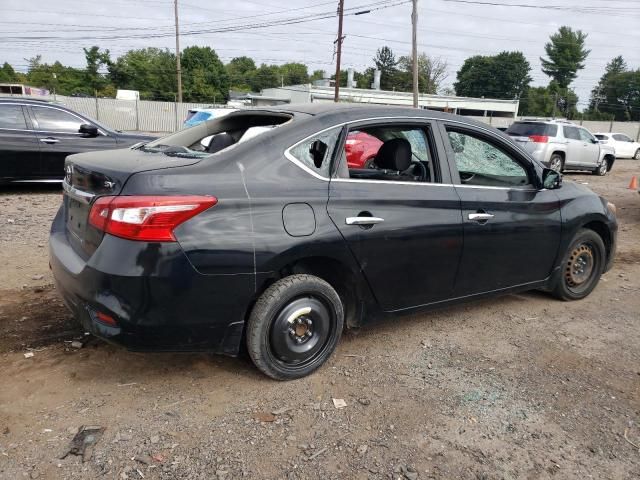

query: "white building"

left=258, top=84, right=519, bottom=120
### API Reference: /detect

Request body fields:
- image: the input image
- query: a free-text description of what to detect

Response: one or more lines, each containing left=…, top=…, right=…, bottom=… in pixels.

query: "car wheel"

left=246, top=274, right=344, bottom=380
left=363, top=157, right=376, bottom=169
left=551, top=228, right=605, bottom=301
left=549, top=154, right=564, bottom=172
left=634, top=149, right=640, bottom=160
left=593, top=159, right=608, bottom=176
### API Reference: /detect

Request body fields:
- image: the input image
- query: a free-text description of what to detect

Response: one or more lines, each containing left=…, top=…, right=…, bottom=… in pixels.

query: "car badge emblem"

left=103, top=181, right=116, bottom=189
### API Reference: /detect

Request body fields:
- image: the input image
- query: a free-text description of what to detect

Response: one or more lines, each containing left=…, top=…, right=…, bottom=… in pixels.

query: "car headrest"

left=207, top=133, right=236, bottom=153
left=375, top=138, right=412, bottom=171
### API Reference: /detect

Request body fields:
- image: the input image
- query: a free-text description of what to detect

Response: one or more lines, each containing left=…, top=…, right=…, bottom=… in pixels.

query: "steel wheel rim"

left=269, top=296, right=333, bottom=367
left=565, top=243, right=596, bottom=292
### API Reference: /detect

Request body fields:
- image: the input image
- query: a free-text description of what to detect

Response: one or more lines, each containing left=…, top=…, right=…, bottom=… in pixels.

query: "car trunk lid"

left=62, top=148, right=204, bottom=257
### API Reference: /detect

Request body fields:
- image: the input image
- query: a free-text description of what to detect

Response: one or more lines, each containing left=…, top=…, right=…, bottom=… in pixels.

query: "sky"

left=1, top=0, right=639, bottom=109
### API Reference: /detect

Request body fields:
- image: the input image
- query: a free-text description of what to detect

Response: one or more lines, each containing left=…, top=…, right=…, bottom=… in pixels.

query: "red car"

left=345, top=131, right=383, bottom=168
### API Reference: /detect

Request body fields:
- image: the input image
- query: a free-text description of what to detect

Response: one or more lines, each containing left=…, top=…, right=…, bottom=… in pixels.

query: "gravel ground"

left=0, top=163, right=639, bottom=480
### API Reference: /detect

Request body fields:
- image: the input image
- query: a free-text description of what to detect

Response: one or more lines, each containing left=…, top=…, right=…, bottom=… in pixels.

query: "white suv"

left=506, top=120, right=616, bottom=175
left=594, top=132, right=640, bottom=160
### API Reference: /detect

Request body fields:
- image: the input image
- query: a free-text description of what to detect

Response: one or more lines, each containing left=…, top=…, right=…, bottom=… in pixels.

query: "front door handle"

left=468, top=212, right=494, bottom=222
left=345, top=216, right=385, bottom=226
left=40, top=137, right=59, bottom=144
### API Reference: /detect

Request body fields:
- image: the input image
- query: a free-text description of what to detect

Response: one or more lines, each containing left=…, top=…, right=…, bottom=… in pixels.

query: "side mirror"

left=79, top=124, right=99, bottom=137
left=591, top=138, right=599, bottom=144
left=309, top=140, right=328, bottom=168
left=542, top=168, right=562, bottom=189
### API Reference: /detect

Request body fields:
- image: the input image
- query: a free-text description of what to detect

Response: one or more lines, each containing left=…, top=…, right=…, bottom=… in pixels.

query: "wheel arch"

left=581, top=220, right=613, bottom=263
left=247, top=255, right=368, bottom=331
left=603, top=153, right=615, bottom=171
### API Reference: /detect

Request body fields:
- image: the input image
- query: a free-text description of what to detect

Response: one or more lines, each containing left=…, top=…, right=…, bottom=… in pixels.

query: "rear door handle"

left=345, top=216, right=385, bottom=226
left=468, top=212, right=494, bottom=222
left=40, top=137, right=59, bottom=144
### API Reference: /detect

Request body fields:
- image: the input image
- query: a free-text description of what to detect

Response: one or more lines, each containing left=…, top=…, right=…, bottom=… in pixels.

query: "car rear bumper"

left=49, top=207, right=254, bottom=355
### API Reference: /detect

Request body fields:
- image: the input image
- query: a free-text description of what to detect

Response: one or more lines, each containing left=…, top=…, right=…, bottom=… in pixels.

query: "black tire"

left=549, top=154, right=564, bottom=172
left=634, top=149, right=640, bottom=161
left=593, top=158, right=609, bottom=176
left=246, top=274, right=344, bottom=380
left=551, top=229, right=606, bottom=301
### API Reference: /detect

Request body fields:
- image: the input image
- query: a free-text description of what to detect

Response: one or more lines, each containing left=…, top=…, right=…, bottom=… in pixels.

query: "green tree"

left=226, top=56, right=256, bottom=92
left=588, top=56, right=627, bottom=113
left=454, top=51, right=531, bottom=99
left=83, top=46, right=111, bottom=93
left=395, top=53, right=448, bottom=94
left=250, top=64, right=281, bottom=91
left=372, top=46, right=398, bottom=90
left=109, top=48, right=177, bottom=100
left=309, top=69, right=326, bottom=83
left=540, top=26, right=590, bottom=89
left=181, top=46, right=229, bottom=102
left=520, top=83, right=578, bottom=119
left=356, top=68, right=375, bottom=89
left=598, top=69, right=640, bottom=121
left=0, top=62, right=18, bottom=82
left=278, top=62, right=309, bottom=86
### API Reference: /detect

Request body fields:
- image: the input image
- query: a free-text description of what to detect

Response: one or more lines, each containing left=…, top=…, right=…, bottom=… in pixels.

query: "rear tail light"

left=89, top=195, right=217, bottom=242
left=345, top=139, right=358, bottom=145
left=96, top=311, right=118, bottom=327
left=529, top=135, right=549, bottom=143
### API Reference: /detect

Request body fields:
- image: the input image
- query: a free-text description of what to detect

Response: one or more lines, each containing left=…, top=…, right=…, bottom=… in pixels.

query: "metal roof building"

left=258, top=84, right=519, bottom=118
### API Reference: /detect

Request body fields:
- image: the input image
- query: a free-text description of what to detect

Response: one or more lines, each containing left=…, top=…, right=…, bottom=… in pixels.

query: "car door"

left=562, top=125, right=583, bottom=168
left=578, top=128, right=600, bottom=168
left=0, top=104, right=42, bottom=181
left=28, top=105, right=117, bottom=178
left=439, top=122, right=562, bottom=296
left=325, top=119, right=464, bottom=312
left=612, top=134, right=633, bottom=157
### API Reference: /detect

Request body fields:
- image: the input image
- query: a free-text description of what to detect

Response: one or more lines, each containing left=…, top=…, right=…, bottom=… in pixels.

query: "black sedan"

left=50, top=104, right=617, bottom=380
left=0, top=98, right=153, bottom=183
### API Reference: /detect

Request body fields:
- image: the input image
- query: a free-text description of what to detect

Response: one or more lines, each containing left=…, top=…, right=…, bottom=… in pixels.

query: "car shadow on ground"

left=2, top=282, right=554, bottom=383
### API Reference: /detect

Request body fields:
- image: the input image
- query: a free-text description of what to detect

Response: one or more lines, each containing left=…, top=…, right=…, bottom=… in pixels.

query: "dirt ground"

left=1, top=163, right=639, bottom=480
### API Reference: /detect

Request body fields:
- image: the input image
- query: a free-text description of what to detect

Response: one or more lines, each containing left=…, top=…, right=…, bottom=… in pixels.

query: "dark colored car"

left=345, top=131, right=383, bottom=168
left=50, top=104, right=617, bottom=380
left=0, top=98, right=153, bottom=183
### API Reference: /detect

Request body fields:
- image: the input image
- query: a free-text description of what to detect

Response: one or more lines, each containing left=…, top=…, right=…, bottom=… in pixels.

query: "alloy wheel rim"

left=599, top=162, right=607, bottom=175
left=565, top=243, right=595, bottom=288
left=269, top=296, right=332, bottom=366
left=551, top=158, right=561, bottom=171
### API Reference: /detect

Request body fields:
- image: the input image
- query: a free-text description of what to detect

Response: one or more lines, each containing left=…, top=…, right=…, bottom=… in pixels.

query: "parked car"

left=0, top=98, right=154, bottom=184
left=345, top=131, right=383, bottom=168
left=184, top=108, right=236, bottom=128
left=506, top=119, right=616, bottom=175
left=50, top=105, right=617, bottom=380
left=594, top=132, right=640, bottom=159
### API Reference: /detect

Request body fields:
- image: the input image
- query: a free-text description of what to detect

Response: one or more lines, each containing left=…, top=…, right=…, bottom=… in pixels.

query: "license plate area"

left=66, top=196, right=90, bottom=241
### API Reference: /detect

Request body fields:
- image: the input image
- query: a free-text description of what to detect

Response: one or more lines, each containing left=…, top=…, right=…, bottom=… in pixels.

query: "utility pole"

left=412, top=0, right=419, bottom=108
left=334, top=0, right=345, bottom=103
left=174, top=0, right=183, bottom=103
